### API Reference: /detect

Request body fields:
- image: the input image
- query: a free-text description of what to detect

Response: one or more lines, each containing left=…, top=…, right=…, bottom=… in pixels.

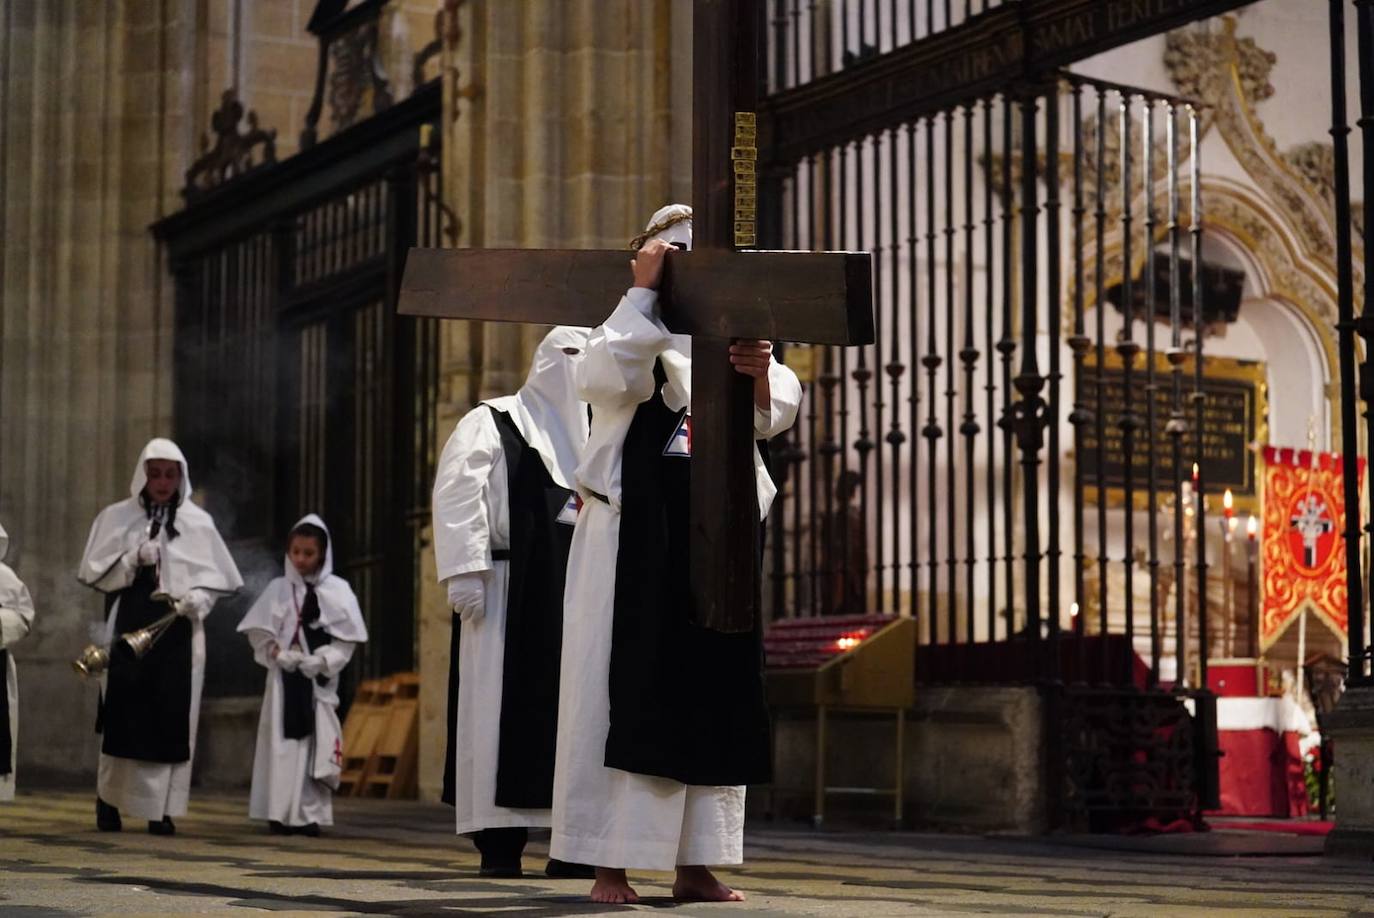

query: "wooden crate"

left=338, top=677, right=396, bottom=797
left=357, top=673, right=420, bottom=799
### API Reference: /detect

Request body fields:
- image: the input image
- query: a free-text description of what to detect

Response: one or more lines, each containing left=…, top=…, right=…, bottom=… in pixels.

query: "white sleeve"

left=179, top=587, right=216, bottom=622
left=243, top=628, right=277, bottom=668
left=89, top=550, right=139, bottom=594
left=754, top=357, right=803, bottom=439
left=0, top=565, right=35, bottom=651
left=432, top=408, right=503, bottom=582
left=577, top=288, right=672, bottom=409
left=316, top=640, right=355, bottom=678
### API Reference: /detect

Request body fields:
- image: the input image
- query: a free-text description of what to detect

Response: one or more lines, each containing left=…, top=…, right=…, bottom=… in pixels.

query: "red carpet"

left=1210, top=818, right=1334, bottom=836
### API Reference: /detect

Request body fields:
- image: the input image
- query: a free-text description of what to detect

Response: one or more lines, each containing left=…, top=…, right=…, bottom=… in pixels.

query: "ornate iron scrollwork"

left=327, top=20, right=394, bottom=133
left=182, top=90, right=277, bottom=200
left=1060, top=687, right=1199, bottom=831
left=300, top=0, right=400, bottom=150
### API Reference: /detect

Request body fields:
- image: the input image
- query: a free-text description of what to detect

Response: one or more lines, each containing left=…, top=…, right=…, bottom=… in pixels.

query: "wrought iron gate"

left=153, top=84, right=448, bottom=688
left=757, top=2, right=1240, bottom=828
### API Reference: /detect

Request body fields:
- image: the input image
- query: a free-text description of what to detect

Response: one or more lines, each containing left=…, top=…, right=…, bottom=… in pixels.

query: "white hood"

left=78, top=438, right=243, bottom=597
left=237, top=513, right=368, bottom=645
left=483, top=326, right=591, bottom=489
left=128, top=437, right=193, bottom=503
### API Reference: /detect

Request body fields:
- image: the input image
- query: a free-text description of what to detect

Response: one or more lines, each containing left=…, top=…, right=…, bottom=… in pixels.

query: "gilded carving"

left=1161, top=17, right=1363, bottom=279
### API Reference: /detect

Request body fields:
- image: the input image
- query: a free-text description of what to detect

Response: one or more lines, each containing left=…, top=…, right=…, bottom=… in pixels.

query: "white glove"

left=447, top=573, right=486, bottom=622
left=298, top=654, right=326, bottom=679
left=135, top=540, right=160, bottom=567
left=175, top=589, right=211, bottom=619
left=276, top=649, right=303, bottom=671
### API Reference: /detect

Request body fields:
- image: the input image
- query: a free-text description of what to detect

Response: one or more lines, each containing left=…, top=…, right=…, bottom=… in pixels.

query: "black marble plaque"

left=1077, top=362, right=1259, bottom=498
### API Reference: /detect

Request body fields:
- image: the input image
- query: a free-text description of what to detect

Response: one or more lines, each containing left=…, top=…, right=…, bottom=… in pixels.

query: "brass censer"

left=72, top=610, right=179, bottom=678
left=74, top=506, right=180, bottom=678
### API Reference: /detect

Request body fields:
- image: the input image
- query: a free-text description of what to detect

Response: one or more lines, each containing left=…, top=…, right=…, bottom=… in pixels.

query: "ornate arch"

left=1201, top=178, right=1342, bottom=444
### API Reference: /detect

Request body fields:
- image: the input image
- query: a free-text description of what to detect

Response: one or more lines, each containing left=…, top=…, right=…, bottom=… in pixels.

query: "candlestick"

left=1246, top=515, right=1259, bottom=658
left=1220, top=506, right=1234, bottom=656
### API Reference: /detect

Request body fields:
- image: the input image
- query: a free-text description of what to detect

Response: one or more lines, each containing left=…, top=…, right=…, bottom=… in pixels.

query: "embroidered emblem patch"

left=556, top=494, right=580, bottom=525
left=663, top=411, right=692, bottom=458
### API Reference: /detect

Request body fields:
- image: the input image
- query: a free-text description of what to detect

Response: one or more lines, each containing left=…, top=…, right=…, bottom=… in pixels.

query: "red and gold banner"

left=1260, top=446, right=1365, bottom=652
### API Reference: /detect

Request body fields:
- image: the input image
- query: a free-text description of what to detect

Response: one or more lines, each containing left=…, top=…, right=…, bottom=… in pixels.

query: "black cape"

left=442, top=406, right=575, bottom=809
left=604, top=360, right=773, bottom=786
left=281, top=586, right=334, bottom=741
left=97, top=565, right=193, bottom=763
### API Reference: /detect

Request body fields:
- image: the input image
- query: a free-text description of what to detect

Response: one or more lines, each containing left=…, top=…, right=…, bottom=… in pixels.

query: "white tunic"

left=241, top=607, right=358, bottom=827
left=434, top=404, right=550, bottom=835
left=549, top=289, right=801, bottom=871
left=80, top=439, right=243, bottom=822
left=0, top=532, right=36, bottom=802
left=89, top=560, right=215, bottom=821
left=238, top=514, right=366, bottom=829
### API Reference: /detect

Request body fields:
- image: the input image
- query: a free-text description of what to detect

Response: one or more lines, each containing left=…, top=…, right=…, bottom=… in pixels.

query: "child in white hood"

left=238, top=514, right=368, bottom=835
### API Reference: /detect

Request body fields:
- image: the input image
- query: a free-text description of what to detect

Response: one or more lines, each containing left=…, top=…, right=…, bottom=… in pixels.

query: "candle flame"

left=834, top=631, right=867, bottom=652
left=1070, top=602, right=1080, bottom=619
left=1192, top=462, right=1200, bottom=480
left=1223, top=489, right=1233, bottom=511
left=1247, top=516, right=1258, bottom=538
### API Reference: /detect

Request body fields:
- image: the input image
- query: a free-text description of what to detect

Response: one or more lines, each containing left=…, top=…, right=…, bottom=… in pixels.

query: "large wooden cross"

left=399, top=0, right=873, bottom=632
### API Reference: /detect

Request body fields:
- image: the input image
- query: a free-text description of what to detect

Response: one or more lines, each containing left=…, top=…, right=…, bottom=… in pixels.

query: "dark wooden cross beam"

left=399, top=0, right=874, bottom=632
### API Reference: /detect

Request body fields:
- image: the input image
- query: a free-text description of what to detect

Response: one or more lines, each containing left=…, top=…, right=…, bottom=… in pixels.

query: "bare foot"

left=673, top=865, right=745, bottom=902
left=590, top=867, right=639, bottom=904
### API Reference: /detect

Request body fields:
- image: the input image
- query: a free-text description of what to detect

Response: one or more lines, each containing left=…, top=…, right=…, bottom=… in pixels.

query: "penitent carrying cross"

left=398, top=0, right=874, bottom=633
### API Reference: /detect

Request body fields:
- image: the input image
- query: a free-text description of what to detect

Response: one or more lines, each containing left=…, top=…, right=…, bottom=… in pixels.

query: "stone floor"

left=2, top=790, right=1372, bottom=916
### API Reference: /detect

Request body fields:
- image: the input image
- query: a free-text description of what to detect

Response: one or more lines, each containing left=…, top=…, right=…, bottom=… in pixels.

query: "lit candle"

left=1245, top=515, right=1260, bottom=657
left=1223, top=489, right=1234, bottom=520
left=1193, top=462, right=1200, bottom=485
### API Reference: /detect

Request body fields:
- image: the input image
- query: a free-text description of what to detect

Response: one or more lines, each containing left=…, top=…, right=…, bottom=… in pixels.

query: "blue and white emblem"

left=555, top=494, right=581, bottom=526
left=663, top=412, right=692, bottom=458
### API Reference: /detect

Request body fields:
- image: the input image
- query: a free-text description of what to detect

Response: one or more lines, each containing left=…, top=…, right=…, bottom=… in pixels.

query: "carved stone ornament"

left=183, top=89, right=278, bottom=200
left=1060, top=17, right=1364, bottom=344
left=1163, top=17, right=1364, bottom=274
left=328, top=19, right=394, bottom=134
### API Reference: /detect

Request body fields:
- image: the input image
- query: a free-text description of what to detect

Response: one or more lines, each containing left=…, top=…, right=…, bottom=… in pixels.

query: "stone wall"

left=765, top=687, right=1047, bottom=833
left=1, top=0, right=197, bottom=785
left=0, top=0, right=444, bottom=789
left=416, top=0, right=689, bottom=801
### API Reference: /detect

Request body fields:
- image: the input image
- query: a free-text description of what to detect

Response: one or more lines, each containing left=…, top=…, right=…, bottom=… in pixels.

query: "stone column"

left=0, top=0, right=199, bottom=783
left=1325, top=685, right=1374, bottom=857
left=416, top=0, right=689, bottom=800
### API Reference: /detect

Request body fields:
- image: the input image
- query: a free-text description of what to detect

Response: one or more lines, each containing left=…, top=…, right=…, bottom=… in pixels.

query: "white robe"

left=239, top=514, right=367, bottom=828
left=241, top=596, right=359, bottom=826
left=549, top=289, right=801, bottom=871
left=433, top=405, right=549, bottom=835
left=0, top=542, right=36, bottom=802
left=80, top=439, right=243, bottom=821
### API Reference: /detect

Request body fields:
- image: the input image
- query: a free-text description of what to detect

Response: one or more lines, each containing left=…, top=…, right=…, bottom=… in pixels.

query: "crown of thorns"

left=628, top=209, right=693, bottom=251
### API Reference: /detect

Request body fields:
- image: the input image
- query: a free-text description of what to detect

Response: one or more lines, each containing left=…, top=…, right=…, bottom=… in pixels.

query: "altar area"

left=1084, top=436, right=1359, bottom=823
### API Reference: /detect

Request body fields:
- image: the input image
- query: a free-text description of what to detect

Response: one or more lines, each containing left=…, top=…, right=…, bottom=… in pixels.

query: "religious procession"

left=3, top=0, right=1374, bottom=915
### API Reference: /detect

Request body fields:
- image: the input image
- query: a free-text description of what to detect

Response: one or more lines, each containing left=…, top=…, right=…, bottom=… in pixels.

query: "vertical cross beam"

left=690, top=0, right=766, bottom=633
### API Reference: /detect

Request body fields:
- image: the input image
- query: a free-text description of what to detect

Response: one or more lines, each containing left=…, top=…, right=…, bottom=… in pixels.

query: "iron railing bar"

left=1189, top=107, right=1209, bottom=689
left=1119, top=92, right=1139, bottom=686
left=1092, top=85, right=1110, bottom=681
left=924, top=112, right=943, bottom=642
left=962, top=101, right=980, bottom=644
